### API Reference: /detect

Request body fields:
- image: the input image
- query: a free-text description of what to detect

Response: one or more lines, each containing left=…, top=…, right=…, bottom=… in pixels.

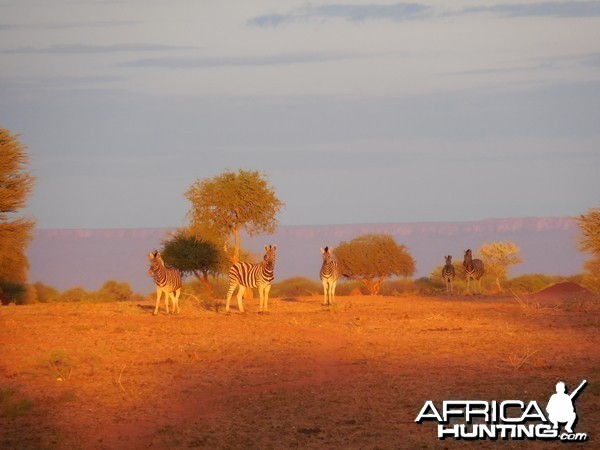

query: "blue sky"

left=1, top=1, right=599, bottom=229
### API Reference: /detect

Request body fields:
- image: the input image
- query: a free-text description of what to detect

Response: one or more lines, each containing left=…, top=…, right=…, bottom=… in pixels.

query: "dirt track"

left=1, top=293, right=598, bottom=449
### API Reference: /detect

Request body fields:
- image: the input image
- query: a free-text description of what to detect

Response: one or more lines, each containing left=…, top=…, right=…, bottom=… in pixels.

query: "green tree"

left=335, top=234, right=415, bottom=295
left=478, top=241, right=522, bottom=292
left=161, top=233, right=221, bottom=296
left=577, top=208, right=600, bottom=291
left=0, top=128, right=36, bottom=296
left=185, top=170, right=284, bottom=264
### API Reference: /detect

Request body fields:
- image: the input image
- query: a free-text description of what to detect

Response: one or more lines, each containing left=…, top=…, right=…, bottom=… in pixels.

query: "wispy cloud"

left=249, top=2, right=432, bottom=27
left=10, top=20, right=139, bottom=30
left=249, top=1, right=600, bottom=27
left=457, top=1, right=600, bottom=18
left=124, top=51, right=376, bottom=69
left=0, top=43, right=198, bottom=54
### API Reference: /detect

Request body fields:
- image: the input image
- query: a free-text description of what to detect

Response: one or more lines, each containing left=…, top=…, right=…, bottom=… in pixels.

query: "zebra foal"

left=225, top=245, right=277, bottom=313
left=441, top=255, right=456, bottom=296
left=148, top=251, right=182, bottom=315
left=463, top=249, right=484, bottom=295
left=320, top=246, right=339, bottom=305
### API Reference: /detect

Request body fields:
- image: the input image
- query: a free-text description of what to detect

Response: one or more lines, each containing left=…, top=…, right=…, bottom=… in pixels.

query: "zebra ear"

left=320, top=247, right=325, bottom=254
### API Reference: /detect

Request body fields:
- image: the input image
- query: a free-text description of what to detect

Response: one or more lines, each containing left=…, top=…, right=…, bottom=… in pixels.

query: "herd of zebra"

left=147, top=245, right=485, bottom=315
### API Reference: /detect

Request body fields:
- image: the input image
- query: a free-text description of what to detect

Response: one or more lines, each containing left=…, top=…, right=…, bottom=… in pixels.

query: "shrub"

left=97, top=280, right=142, bottom=302
left=58, top=287, right=94, bottom=303
left=0, top=281, right=26, bottom=305
left=32, top=282, right=60, bottom=303
left=271, top=277, right=322, bottom=298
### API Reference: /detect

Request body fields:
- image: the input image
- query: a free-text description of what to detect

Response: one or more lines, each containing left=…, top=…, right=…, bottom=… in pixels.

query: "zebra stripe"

left=148, top=251, right=182, bottom=315
left=225, top=245, right=277, bottom=313
left=463, top=249, right=485, bottom=295
left=441, top=255, right=456, bottom=296
left=320, top=246, right=339, bottom=305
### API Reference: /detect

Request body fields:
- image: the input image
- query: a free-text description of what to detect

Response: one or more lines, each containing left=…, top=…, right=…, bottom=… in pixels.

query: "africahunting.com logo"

left=415, top=380, right=588, bottom=442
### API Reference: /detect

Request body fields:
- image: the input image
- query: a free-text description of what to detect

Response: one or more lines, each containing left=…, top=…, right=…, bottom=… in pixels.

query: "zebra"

left=225, top=245, right=277, bottom=313
left=441, top=255, right=456, bottom=296
left=320, top=246, right=339, bottom=306
left=463, top=249, right=484, bottom=295
left=148, top=251, right=182, bottom=315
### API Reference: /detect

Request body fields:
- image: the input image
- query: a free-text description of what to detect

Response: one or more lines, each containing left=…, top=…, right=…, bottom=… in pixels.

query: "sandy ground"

left=1, top=288, right=598, bottom=449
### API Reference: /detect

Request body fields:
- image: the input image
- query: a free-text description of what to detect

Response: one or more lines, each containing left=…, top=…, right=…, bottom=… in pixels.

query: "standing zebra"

left=320, top=246, right=339, bottom=306
left=225, top=245, right=277, bottom=313
left=463, top=249, right=485, bottom=295
left=148, top=251, right=182, bottom=315
left=441, top=255, right=456, bottom=296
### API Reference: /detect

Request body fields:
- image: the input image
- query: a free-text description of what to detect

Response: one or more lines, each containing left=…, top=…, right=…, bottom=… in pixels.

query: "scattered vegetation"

left=24, top=280, right=145, bottom=304
left=508, top=345, right=539, bottom=370
left=0, top=387, right=33, bottom=418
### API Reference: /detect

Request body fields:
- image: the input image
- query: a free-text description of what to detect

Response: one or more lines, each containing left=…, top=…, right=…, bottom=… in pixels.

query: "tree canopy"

left=185, top=169, right=284, bottom=264
left=0, top=128, right=35, bottom=286
left=478, top=241, right=522, bottom=292
left=577, top=207, right=600, bottom=291
left=161, top=233, right=221, bottom=296
left=335, top=234, right=415, bottom=295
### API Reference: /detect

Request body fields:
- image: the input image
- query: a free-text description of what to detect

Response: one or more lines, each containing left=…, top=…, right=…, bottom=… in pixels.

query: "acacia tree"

left=161, top=233, right=221, bottom=296
left=577, top=207, right=600, bottom=291
left=185, top=169, right=284, bottom=264
left=478, top=241, right=522, bottom=292
left=0, top=128, right=36, bottom=303
left=335, top=234, right=415, bottom=295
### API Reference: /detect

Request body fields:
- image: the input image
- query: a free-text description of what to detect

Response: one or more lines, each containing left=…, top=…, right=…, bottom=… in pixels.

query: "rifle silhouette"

left=569, top=379, right=587, bottom=400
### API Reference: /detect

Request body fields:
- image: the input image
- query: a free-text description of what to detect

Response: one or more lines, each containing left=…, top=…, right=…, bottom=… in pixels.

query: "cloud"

left=249, top=2, right=432, bottom=27
left=248, top=1, right=600, bottom=27
left=0, top=43, right=198, bottom=54
left=123, top=51, right=375, bottom=69
left=457, top=1, right=600, bottom=18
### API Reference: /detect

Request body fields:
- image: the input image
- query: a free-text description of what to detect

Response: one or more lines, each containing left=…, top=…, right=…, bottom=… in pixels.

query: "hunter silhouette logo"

left=415, top=379, right=588, bottom=442
left=546, top=380, right=586, bottom=434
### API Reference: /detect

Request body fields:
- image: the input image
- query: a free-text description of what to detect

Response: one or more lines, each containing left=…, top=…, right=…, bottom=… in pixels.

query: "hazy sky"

left=2, top=1, right=599, bottom=229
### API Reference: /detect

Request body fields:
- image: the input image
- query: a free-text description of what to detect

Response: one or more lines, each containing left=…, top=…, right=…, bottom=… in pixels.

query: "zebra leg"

left=153, top=287, right=162, bottom=316
left=172, top=288, right=181, bottom=314
left=327, top=282, right=334, bottom=305
left=322, top=280, right=329, bottom=305
left=331, top=280, right=337, bottom=305
left=225, top=283, right=236, bottom=313
left=236, top=285, right=246, bottom=313
left=257, top=284, right=264, bottom=312
left=263, top=284, right=271, bottom=312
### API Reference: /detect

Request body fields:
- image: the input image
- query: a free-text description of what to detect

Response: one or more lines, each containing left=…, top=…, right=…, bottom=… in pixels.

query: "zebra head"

left=263, top=245, right=277, bottom=270
left=148, top=250, right=165, bottom=275
left=445, top=255, right=452, bottom=265
left=463, top=249, right=472, bottom=267
left=321, top=246, right=333, bottom=262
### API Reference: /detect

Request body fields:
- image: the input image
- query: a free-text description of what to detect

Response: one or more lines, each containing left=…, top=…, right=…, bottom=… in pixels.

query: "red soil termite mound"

left=533, top=281, right=593, bottom=302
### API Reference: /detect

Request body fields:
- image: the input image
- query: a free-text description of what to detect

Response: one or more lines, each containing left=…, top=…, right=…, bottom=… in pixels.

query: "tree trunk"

left=194, top=271, right=214, bottom=298
left=495, top=277, right=503, bottom=293
left=232, top=226, right=240, bottom=264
